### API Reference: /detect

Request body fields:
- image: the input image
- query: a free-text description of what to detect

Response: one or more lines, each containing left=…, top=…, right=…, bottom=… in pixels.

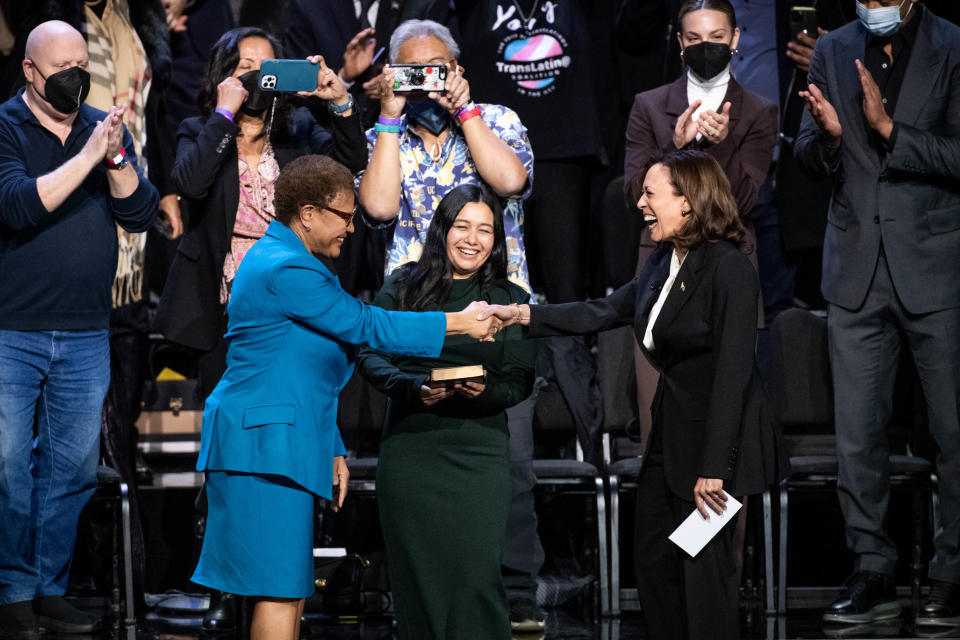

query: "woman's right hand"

left=216, top=76, right=248, bottom=116
left=673, top=99, right=702, bottom=149
left=375, top=65, right=405, bottom=118
left=420, top=385, right=452, bottom=406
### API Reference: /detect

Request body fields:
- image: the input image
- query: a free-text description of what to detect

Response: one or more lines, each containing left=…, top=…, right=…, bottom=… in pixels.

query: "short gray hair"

left=389, top=19, right=460, bottom=64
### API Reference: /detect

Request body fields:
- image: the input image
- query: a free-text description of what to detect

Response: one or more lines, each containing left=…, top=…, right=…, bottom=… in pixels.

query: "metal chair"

left=762, top=308, right=938, bottom=615
left=531, top=336, right=613, bottom=616
left=93, top=465, right=135, bottom=626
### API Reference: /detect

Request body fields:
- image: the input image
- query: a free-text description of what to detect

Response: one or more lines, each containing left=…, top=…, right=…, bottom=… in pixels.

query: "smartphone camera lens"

left=410, top=70, right=425, bottom=86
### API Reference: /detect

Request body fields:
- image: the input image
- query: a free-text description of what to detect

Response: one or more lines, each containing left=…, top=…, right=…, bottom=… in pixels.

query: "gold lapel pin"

left=680, top=282, right=686, bottom=292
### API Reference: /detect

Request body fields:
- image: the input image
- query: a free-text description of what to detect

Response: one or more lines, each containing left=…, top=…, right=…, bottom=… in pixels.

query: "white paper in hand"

left=668, top=491, right=742, bottom=557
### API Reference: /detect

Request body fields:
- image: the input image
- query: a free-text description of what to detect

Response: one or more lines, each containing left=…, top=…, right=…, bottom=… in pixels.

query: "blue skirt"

left=192, top=471, right=316, bottom=598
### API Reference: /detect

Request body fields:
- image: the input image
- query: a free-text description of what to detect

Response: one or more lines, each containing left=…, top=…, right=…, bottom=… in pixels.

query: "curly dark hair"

left=196, top=27, right=292, bottom=137
left=274, top=155, right=355, bottom=226
left=394, top=184, right=509, bottom=312
left=644, top=149, right=751, bottom=253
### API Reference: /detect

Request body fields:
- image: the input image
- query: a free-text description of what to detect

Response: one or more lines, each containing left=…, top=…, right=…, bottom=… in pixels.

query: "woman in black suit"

left=481, top=149, right=784, bottom=640
left=156, top=26, right=367, bottom=396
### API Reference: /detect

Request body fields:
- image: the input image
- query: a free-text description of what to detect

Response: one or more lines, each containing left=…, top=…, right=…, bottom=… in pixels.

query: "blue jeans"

left=0, top=330, right=109, bottom=605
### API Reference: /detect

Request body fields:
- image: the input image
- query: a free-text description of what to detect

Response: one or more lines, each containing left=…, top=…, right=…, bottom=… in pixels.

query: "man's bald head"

left=24, top=21, right=87, bottom=69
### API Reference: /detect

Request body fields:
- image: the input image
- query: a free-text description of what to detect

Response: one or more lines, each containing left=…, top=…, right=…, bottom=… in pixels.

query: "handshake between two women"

left=449, top=300, right=512, bottom=341
left=448, top=301, right=532, bottom=342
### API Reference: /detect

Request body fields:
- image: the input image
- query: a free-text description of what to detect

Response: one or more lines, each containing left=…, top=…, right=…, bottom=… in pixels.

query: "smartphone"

left=790, top=6, right=818, bottom=37
left=258, top=59, right=320, bottom=92
left=391, top=63, right=447, bottom=92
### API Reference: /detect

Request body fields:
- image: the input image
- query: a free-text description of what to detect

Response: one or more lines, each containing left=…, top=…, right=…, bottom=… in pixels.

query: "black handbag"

left=305, top=554, right=369, bottom=616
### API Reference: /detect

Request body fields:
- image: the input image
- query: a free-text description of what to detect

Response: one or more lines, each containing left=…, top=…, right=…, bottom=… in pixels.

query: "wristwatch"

left=328, top=93, right=355, bottom=116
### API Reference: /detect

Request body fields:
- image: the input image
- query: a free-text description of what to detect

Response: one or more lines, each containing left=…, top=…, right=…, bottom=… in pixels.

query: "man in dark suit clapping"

left=795, top=0, right=960, bottom=628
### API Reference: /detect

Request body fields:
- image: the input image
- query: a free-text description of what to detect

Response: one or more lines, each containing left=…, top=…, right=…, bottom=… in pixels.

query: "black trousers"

left=829, top=249, right=960, bottom=582
left=634, top=458, right=740, bottom=640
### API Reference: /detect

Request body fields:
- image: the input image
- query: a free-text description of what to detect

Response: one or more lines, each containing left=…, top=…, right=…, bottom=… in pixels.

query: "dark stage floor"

left=42, top=600, right=960, bottom=640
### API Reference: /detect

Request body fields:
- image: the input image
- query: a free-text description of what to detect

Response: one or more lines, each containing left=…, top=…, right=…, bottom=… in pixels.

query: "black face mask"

left=682, top=41, right=732, bottom=80
left=238, top=70, right=273, bottom=116
left=34, top=65, right=90, bottom=114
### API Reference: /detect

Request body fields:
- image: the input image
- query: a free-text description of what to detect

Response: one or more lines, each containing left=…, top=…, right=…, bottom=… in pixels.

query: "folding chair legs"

left=608, top=474, right=621, bottom=617
left=595, top=476, right=611, bottom=616
left=119, top=480, right=135, bottom=626
left=778, top=483, right=788, bottom=615
left=763, top=489, right=775, bottom=615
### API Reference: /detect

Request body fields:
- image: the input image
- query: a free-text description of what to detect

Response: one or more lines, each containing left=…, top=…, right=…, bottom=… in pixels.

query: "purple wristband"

left=377, top=115, right=403, bottom=126
left=215, top=107, right=234, bottom=122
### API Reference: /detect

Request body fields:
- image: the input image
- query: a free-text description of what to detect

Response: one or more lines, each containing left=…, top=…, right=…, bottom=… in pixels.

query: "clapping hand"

left=104, top=104, right=126, bottom=161
left=340, top=28, right=377, bottom=83
left=855, top=59, right=894, bottom=140
left=697, top=102, right=731, bottom=145
left=798, top=83, right=842, bottom=140
left=673, top=99, right=702, bottom=149
left=163, top=0, right=188, bottom=33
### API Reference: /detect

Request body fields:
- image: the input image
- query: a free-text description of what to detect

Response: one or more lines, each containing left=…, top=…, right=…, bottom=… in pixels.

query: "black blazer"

left=528, top=241, right=786, bottom=499
left=794, top=7, right=960, bottom=315
left=155, top=105, right=366, bottom=350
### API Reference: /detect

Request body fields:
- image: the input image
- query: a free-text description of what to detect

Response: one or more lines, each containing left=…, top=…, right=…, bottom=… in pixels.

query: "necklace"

left=509, top=0, right=540, bottom=30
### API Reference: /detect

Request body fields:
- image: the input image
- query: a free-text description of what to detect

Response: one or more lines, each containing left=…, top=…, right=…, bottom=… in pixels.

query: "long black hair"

left=395, top=183, right=509, bottom=312
left=196, top=27, right=292, bottom=136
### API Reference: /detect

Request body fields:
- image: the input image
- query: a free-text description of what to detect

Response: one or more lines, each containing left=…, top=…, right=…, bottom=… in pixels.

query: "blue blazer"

left=196, top=221, right=446, bottom=499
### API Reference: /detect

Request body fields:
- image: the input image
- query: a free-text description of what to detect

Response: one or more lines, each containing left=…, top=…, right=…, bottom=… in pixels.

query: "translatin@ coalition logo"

left=496, top=29, right=571, bottom=97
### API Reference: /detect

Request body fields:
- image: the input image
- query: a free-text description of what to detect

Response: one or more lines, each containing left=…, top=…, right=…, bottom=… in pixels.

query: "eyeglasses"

left=321, top=204, right=357, bottom=225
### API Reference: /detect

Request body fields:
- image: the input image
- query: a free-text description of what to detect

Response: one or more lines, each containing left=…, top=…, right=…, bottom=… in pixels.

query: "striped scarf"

left=83, top=0, right=152, bottom=308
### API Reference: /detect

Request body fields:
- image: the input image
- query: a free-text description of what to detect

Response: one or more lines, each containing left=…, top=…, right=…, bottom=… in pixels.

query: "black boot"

left=917, top=580, right=960, bottom=628
left=203, top=590, right=238, bottom=631
left=35, top=595, right=102, bottom=633
left=0, top=600, right=39, bottom=639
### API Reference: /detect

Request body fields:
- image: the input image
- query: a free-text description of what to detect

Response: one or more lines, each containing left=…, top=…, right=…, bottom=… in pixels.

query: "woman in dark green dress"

left=358, top=184, right=534, bottom=639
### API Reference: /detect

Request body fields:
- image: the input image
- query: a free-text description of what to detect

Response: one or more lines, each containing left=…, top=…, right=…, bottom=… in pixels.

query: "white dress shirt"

left=686, top=65, right=731, bottom=141
left=643, top=249, right=684, bottom=352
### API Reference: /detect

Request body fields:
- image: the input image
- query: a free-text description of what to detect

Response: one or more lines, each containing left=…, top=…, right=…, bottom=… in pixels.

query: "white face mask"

left=856, top=0, right=913, bottom=37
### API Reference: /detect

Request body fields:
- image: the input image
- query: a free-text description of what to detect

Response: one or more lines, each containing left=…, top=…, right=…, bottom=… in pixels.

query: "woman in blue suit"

left=190, top=155, right=498, bottom=640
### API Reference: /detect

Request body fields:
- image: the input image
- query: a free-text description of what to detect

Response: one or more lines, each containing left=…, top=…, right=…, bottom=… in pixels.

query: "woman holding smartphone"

left=358, top=183, right=534, bottom=639
left=157, top=26, right=366, bottom=398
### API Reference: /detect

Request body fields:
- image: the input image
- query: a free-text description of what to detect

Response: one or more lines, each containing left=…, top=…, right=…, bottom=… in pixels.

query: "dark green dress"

left=357, top=272, right=534, bottom=640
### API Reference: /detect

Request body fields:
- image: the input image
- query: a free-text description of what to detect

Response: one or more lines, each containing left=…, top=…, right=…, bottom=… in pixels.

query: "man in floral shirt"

left=357, top=19, right=534, bottom=292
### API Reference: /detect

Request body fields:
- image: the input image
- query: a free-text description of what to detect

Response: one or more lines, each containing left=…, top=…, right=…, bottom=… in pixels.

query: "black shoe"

left=823, top=571, right=901, bottom=624
left=0, top=600, right=39, bottom=639
left=916, top=580, right=960, bottom=628
left=202, top=590, right=237, bottom=631
left=509, top=597, right=545, bottom=633
left=35, top=595, right=102, bottom=634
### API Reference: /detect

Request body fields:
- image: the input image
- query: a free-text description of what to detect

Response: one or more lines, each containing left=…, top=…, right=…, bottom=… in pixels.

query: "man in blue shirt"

left=0, top=20, right=157, bottom=638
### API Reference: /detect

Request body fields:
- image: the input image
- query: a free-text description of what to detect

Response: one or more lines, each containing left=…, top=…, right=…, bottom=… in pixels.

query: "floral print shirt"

left=220, top=143, right=280, bottom=304
left=358, top=103, right=534, bottom=292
